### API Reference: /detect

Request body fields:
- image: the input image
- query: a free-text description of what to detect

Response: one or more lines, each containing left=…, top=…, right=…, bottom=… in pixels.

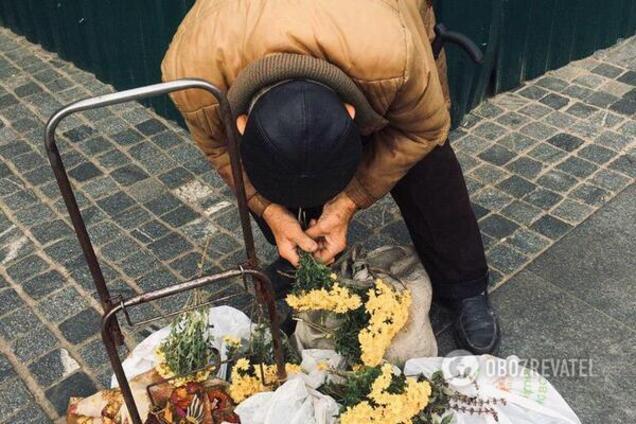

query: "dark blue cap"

left=240, top=80, right=362, bottom=208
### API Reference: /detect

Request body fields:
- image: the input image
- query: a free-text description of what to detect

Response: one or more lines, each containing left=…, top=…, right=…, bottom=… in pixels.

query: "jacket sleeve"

left=344, top=28, right=451, bottom=209
left=180, top=105, right=272, bottom=216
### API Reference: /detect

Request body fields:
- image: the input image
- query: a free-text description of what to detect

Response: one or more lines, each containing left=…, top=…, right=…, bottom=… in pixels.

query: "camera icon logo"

left=441, top=349, right=480, bottom=387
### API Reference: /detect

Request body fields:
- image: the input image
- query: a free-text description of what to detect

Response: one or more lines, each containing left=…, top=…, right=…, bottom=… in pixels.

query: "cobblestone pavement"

left=0, top=25, right=634, bottom=422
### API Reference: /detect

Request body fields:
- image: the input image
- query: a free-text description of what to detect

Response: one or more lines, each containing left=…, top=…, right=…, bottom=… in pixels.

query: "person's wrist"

left=337, top=192, right=358, bottom=217
left=262, top=203, right=282, bottom=224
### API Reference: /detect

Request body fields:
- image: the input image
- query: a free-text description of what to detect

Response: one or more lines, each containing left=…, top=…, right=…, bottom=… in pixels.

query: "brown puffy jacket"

left=162, top=0, right=451, bottom=216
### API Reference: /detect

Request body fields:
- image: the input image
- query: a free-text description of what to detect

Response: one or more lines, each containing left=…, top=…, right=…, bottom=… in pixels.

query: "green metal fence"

left=1, top=0, right=634, bottom=125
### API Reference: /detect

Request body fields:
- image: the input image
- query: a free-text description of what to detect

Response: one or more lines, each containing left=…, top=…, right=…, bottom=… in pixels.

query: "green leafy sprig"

left=159, top=309, right=216, bottom=377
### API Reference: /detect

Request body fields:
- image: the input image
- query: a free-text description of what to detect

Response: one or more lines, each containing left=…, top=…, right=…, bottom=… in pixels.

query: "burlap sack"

left=294, top=246, right=437, bottom=367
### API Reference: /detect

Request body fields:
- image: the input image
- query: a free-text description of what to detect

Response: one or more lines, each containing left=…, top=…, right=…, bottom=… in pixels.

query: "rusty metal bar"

left=44, top=79, right=287, bottom=424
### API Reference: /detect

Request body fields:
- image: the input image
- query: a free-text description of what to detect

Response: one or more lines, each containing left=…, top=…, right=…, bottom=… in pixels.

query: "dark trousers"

left=253, top=141, right=488, bottom=301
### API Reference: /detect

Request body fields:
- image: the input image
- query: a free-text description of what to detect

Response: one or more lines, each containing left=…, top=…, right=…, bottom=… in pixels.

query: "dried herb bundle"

left=159, top=309, right=216, bottom=377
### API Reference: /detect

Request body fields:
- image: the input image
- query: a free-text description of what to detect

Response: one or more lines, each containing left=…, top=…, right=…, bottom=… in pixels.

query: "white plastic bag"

left=404, top=355, right=581, bottom=424
left=111, top=305, right=254, bottom=387
left=234, top=378, right=339, bottom=424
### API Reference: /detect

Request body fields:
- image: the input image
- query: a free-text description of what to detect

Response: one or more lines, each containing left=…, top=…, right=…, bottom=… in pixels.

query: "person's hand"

left=262, top=204, right=318, bottom=267
left=306, top=192, right=358, bottom=265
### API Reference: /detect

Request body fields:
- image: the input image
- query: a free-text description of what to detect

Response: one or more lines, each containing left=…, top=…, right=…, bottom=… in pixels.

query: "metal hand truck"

left=44, top=79, right=286, bottom=424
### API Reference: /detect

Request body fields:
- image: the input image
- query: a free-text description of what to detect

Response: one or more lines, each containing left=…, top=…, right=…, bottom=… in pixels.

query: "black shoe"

left=263, top=257, right=296, bottom=300
left=452, top=292, right=501, bottom=355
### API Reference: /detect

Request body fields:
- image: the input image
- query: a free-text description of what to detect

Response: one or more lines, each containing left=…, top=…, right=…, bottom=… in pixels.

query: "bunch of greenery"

left=321, top=366, right=407, bottom=411
left=159, top=309, right=216, bottom=377
left=292, top=251, right=335, bottom=294
left=247, top=323, right=301, bottom=366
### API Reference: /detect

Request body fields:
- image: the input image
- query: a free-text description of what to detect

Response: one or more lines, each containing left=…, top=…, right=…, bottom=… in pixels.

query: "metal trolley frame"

left=44, top=79, right=286, bottom=424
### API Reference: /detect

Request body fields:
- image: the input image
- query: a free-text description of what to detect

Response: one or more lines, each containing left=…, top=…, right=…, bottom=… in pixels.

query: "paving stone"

left=565, top=101, right=598, bottom=118
left=168, top=251, right=202, bottom=279
left=589, top=168, right=631, bottom=192
left=147, top=232, right=193, bottom=261
left=528, top=143, right=567, bottom=164
left=595, top=130, right=632, bottom=151
left=486, top=244, right=528, bottom=274
left=507, top=228, right=550, bottom=255
left=144, top=192, right=183, bottom=216
left=497, top=132, right=538, bottom=153
left=6, top=253, right=49, bottom=282
left=0, top=307, right=42, bottom=340
left=135, top=118, right=168, bottom=136
left=453, top=134, right=491, bottom=155
left=0, top=288, right=24, bottom=315
left=539, top=93, right=570, bottom=109
left=100, top=236, right=143, bottom=262
left=12, top=325, right=58, bottom=361
left=119, top=251, right=163, bottom=278
left=137, top=268, right=177, bottom=292
left=3, top=403, right=51, bottom=424
left=3, top=188, right=39, bottom=211
left=479, top=214, right=519, bottom=239
left=111, top=204, right=151, bottom=230
left=0, top=378, right=35, bottom=422
left=543, top=111, right=578, bottom=129
left=546, top=133, right=585, bottom=152
left=110, top=163, right=149, bottom=186
left=206, top=231, right=241, bottom=256
left=552, top=198, right=595, bottom=224
left=536, top=170, right=578, bottom=192
left=518, top=102, right=553, bottom=118
left=59, top=308, right=101, bottom=344
left=0, top=354, right=16, bottom=384
left=456, top=152, right=479, bottom=172
left=473, top=102, right=504, bottom=118
left=586, top=90, right=621, bottom=108
left=517, top=85, right=548, bottom=100
left=38, top=287, right=88, bottom=323
left=44, top=237, right=83, bottom=266
left=472, top=188, right=513, bottom=212
left=28, top=348, right=81, bottom=388
left=562, top=83, right=595, bottom=100
left=63, top=124, right=95, bottom=143
left=496, top=175, right=536, bottom=198
left=520, top=121, right=559, bottom=141
left=472, top=121, right=508, bottom=140
left=152, top=130, right=183, bottom=150
left=530, top=214, right=573, bottom=239
left=111, top=128, right=144, bottom=146
left=591, top=63, right=624, bottom=78
left=96, top=191, right=135, bottom=216
left=573, top=73, right=606, bottom=89
left=68, top=162, right=103, bottom=182
left=477, top=144, right=516, bottom=166
left=505, top=156, right=544, bottom=179
left=469, top=163, right=509, bottom=184
left=131, top=220, right=170, bottom=244
left=158, top=166, right=194, bottom=189
left=616, top=70, right=636, bottom=85
left=556, top=156, right=598, bottom=178
left=608, top=154, right=636, bottom=178
left=161, top=204, right=199, bottom=228
left=535, top=76, right=569, bottom=91
left=494, top=111, right=529, bottom=129
left=577, top=144, right=616, bottom=164
left=524, top=187, right=563, bottom=210
left=570, top=183, right=610, bottom=207
left=610, top=97, right=636, bottom=115
left=22, top=269, right=65, bottom=300
left=45, top=371, right=97, bottom=415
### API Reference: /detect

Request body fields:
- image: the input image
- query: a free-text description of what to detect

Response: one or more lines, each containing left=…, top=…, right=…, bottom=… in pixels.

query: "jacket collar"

left=227, top=53, right=388, bottom=135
